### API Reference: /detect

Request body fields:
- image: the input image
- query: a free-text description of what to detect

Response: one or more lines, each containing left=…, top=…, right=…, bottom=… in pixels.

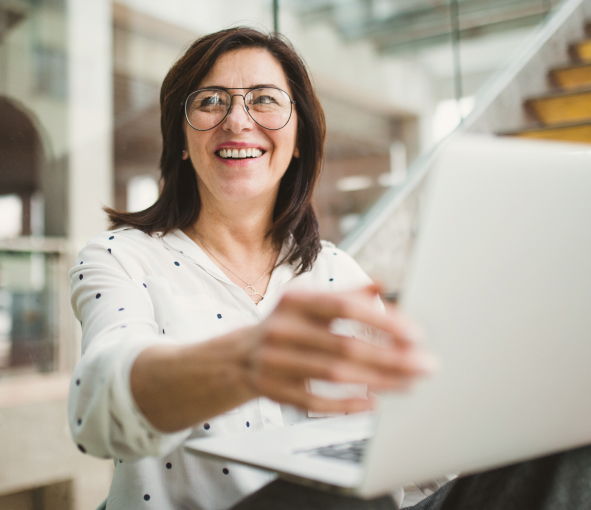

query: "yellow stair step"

left=550, top=63, right=591, bottom=90
left=570, top=39, right=591, bottom=62
left=525, top=87, right=591, bottom=124
left=501, top=121, right=591, bottom=144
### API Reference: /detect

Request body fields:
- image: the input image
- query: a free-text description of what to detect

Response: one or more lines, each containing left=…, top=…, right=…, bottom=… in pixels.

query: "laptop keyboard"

left=298, top=438, right=369, bottom=464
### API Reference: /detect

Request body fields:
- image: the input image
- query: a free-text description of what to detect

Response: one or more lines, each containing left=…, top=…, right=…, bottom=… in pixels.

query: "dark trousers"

left=230, top=444, right=591, bottom=510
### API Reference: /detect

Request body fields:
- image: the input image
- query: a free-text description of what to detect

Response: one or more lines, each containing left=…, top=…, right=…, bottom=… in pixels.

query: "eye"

left=252, top=95, right=278, bottom=105
left=192, top=91, right=229, bottom=110
left=201, top=94, right=222, bottom=106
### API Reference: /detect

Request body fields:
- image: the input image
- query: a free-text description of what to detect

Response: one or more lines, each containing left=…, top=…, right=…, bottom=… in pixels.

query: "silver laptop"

left=185, top=135, right=591, bottom=498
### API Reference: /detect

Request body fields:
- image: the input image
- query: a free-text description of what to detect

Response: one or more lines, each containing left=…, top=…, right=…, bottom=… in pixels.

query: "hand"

left=239, top=283, right=436, bottom=415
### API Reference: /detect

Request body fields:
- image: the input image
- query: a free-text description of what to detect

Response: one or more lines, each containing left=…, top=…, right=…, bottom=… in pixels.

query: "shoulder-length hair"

left=106, top=27, right=325, bottom=275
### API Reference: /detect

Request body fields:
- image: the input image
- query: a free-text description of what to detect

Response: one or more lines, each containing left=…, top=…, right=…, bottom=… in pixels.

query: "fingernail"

left=415, top=353, right=439, bottom=373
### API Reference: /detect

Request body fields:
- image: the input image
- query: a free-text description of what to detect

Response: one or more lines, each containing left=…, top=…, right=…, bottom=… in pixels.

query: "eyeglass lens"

left=185, top=88, right=292, bottom=130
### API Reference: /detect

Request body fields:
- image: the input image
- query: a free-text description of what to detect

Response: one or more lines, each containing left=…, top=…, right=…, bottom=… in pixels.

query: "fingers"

left=258, top=343, right=419, bottom=389
left=262, top=306, right=433, bottom=377
left=277, top=286, right=421, bottom=348
left=259, top=320, right=434, bottom=381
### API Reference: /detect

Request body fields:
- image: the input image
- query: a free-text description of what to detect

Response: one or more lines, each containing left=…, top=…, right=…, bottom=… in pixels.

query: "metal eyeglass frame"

left=182, top=86, right=296, bottom=131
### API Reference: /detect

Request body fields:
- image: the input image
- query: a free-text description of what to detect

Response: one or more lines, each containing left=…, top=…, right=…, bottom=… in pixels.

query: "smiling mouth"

left=217, top=148, right=265, bottom=159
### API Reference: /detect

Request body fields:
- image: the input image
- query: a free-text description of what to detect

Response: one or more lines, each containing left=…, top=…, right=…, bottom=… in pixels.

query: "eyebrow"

left=199, top=84, right=281, bottom=90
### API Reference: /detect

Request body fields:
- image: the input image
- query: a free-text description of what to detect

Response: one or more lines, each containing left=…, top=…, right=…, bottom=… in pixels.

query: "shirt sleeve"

left=67, top=231, right=192, bottom=461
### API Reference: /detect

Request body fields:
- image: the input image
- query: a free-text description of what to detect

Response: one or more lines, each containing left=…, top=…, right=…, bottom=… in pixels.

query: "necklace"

left=191, top=227, right=276, bottom=301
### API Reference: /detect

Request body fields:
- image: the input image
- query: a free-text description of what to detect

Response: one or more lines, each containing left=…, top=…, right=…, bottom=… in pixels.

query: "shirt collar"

left=159, top=229, right=233, bottom=285
left=158, top=229, right=298, bottom=293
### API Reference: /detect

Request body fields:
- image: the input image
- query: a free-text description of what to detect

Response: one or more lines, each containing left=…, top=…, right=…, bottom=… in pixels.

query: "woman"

left=68, top=28, right=432, bottom=510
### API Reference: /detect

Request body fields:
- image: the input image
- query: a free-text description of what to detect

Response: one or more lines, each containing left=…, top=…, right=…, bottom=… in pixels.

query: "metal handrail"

left=339, top=0, right=586, bottom=256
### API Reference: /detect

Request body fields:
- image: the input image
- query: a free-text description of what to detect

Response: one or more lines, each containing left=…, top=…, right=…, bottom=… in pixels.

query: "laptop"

left=185, top=135, right=591, bottom=498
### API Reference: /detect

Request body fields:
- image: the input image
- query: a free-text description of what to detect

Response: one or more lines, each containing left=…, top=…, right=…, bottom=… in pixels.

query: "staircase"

left=343, top=0, right=591, bottom=295
left=503, top=21, right=591, bottom=143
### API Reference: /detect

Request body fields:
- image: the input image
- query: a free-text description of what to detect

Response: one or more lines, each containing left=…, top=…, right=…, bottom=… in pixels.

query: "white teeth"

left=218, top=148, right=263, bottom=159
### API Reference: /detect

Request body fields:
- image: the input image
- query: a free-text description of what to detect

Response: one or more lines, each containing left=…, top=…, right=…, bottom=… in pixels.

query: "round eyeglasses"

left=184, top=87, right=296, bottom=131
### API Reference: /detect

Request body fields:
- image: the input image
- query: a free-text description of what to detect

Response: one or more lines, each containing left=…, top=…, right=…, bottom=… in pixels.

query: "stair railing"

left=339, top=0, right=590, bottom=257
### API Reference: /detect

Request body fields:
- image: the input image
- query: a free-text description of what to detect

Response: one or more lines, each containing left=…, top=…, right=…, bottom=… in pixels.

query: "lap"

left=231, top=444, right=591, bottom=510
left=229, top=480, right=397, bottom=510
left=414, top=443, right=591, bottom=510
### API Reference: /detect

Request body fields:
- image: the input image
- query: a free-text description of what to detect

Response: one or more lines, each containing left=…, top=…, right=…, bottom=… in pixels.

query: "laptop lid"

left=359, top=135, right=591, bottom=496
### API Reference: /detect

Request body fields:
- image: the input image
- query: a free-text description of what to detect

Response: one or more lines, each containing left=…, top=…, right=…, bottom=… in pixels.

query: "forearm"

left=130, top=328, right=256, bottom=433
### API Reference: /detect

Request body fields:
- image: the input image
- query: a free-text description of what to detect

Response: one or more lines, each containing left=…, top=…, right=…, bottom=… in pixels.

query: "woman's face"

left=183, top=48, right=298, bottom=212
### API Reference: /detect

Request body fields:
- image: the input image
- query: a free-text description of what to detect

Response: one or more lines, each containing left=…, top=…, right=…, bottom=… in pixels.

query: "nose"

left=222, top=95, right=254, bottom=133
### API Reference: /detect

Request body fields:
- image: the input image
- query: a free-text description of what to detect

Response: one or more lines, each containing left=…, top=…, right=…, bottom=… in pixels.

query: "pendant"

left=244, top=284, right=263, bottom=299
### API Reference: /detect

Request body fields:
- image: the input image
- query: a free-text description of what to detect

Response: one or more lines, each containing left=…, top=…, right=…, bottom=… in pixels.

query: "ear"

left=293, top=146, right=300, bottom=158
left=182, top=149, right=189, bottom=160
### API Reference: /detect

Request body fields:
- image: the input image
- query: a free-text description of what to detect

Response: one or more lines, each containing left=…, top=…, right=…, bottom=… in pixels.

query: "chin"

left=218, top=182, right=275, bottom=203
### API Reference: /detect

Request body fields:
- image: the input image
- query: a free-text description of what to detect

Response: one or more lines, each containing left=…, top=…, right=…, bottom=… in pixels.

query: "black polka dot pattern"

left=80, top=261, right=83, bottom=265
left=70, top=231, right=363, bottom=502
left=109, top=236, right=114, bottom=240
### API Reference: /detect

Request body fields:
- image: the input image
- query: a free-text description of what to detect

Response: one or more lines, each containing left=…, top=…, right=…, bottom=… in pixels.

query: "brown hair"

left=106, top=27, right=325, bottom=274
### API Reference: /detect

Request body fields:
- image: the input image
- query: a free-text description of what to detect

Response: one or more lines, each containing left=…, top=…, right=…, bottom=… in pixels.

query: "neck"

left=184, top=198, right=279, bottom=301
left=191, top=205, right=274, bottom=259
left=191, top=184, right=278, bottom=256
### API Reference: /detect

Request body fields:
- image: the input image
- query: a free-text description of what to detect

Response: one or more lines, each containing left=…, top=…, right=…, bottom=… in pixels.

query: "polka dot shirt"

left=68, top=228, right=376, bottom=510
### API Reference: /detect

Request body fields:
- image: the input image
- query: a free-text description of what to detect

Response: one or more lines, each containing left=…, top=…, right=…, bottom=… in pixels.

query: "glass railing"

left=339, top=0, right=587, bottom=256
left=288, top=0, right=560, bottom=244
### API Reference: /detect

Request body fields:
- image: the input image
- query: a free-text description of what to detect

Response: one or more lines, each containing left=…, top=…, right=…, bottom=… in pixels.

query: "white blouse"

left=67, top=228, right=383, bottom=510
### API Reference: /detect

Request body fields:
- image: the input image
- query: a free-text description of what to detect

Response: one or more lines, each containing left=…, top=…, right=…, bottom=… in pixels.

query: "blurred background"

left=1, top=0, right=590, bottom=508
